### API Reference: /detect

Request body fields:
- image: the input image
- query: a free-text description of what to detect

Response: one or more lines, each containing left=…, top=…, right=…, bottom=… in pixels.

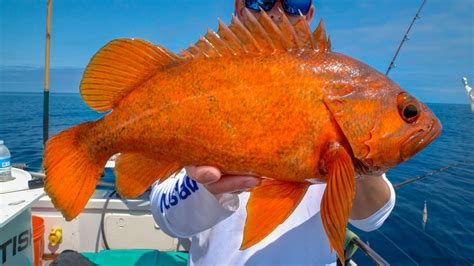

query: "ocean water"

left=0, top=92, right=473, bottom=265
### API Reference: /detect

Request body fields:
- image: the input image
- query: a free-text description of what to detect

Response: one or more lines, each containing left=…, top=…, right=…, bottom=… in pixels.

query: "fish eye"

left=397, top=93, right=420, bottom=123
left=403, top=104, right=419, bottom=120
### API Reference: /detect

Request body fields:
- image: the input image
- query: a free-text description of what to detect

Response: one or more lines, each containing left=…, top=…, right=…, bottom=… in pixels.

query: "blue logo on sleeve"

left=160, top=175, right=199, bottom=213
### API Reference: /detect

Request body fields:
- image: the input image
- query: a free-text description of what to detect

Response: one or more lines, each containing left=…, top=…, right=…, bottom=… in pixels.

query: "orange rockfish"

left=43, top=9, right=441, bottom=262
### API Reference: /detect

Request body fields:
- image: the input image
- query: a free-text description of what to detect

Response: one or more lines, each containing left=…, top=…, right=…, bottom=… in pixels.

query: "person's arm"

left=349, top=174, right=395, bottom=232
left=150, top=167, right=261, bottom=238
left=163, top=166, right=394, bottom=234
left=150, top=171, right=240, bottom=238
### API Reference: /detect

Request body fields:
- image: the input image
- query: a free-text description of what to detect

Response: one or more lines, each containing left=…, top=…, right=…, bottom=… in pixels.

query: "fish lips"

left=400, top=118, right=442, bottom=161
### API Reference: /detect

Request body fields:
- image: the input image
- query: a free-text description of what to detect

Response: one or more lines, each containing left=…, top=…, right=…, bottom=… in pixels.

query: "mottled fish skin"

left=86, top=49, right=439, bottom=181
left=88, top=52, right=344, bottom=183
left=43, top=10, right=441, bottom=264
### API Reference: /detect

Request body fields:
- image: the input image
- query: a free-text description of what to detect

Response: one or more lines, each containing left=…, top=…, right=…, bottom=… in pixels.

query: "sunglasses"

left=245, top=0, right=312, bottom=16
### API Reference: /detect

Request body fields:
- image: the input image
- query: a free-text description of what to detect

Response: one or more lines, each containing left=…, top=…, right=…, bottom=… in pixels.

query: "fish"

left=422, top=200, right=428, bottom=230
left=43, top=9, right=441, bottom=263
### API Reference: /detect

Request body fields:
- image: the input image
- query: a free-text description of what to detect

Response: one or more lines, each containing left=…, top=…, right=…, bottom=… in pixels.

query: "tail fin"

left=43, top=121, right=108, bottom=220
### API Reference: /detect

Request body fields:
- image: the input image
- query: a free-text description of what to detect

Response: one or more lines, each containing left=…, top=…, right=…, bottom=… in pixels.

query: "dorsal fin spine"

left=277, top=8, right=303, bottom=49
left=153, top=48, right=176, bottom=63
left=229, top=14, right=262, bottom=53
left=187, top=44, right=207, bottom=57
left=179, top=49, right=194, bottom=59
left=157, top=45, right=181, bottom=61
left=258, top=10, right=289, bottom=50
left=197, top=36, right=222, bottom=57
left=185, top=8, right=331, bottom=59
left=314, top=19, right=328, bottom=51
left=241, top=8, right=276, bottom=52
left=293, top=15, right=315, bottom=49
left=218, top=18, right=247, bottom=53
left=205, top=28, right=236, bottom=56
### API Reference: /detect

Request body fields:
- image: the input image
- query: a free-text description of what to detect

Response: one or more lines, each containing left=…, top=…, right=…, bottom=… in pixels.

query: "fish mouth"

left=401, top=118, right=441, bottom=161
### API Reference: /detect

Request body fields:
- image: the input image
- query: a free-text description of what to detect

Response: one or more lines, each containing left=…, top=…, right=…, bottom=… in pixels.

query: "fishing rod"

left=394, top=159, right=474, bottom=189
left=385, top=0, right=427, bottom=76
left=43, top=0, right=52, bottom=145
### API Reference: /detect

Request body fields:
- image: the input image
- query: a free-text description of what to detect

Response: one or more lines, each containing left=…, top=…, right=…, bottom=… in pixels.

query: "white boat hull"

left=32, top=190, right=186, bottom=256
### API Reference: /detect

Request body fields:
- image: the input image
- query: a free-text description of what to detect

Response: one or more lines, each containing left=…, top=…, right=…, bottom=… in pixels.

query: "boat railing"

left=338, top=230, right=389, bottom=266
left=346, top=237, right=389, bottom=266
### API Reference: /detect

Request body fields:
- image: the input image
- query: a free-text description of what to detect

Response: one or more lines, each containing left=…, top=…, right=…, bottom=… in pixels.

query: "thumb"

left=205, top=176, right=262, bottom=195
left=185, top=166, right=222, bottom=184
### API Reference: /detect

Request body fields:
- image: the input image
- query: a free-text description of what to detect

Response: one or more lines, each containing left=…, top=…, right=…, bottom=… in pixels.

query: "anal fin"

left=240, top=179, right=309, bottom=249
left=320, top=142, right=356, bottom=264
left=115, top=153, right=181, bottom=198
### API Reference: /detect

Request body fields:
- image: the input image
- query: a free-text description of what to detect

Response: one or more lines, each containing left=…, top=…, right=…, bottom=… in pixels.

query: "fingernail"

left=244, top=179, right=261, bottom=188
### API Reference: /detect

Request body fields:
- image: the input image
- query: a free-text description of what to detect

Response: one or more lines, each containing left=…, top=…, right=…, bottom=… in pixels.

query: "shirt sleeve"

left=348, top=174, right=396, bottom=232
left=149, top=169, right=239, bottom=238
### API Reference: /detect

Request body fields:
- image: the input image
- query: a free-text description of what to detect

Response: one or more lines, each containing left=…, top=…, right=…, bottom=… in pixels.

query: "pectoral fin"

left=115, top=153, right=181, bottom=198
left=320, top=142, right=356, bottom=264
left=240, top=179, right=309, bottom=249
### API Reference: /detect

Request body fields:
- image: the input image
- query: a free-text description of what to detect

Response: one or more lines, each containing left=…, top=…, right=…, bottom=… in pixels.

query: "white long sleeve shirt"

left=150, top=170, right=395, bottom=266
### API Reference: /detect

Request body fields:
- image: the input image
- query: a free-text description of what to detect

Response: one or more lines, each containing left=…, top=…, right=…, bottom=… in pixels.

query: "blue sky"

left=0, top=0, right=472, bottom=103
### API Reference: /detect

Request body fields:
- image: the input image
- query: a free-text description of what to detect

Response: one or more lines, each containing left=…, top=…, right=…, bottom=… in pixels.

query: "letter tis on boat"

left=42, top=9, right=442, bottom=263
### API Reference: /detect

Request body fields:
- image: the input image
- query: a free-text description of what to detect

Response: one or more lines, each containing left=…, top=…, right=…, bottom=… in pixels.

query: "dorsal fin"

left=80, top=38, right=179, bottom=112
left=241, top=8, right=276, bottom=52
left=196, top=36, right=221, bottom=57
left=156, top=44, right=181, bottom=61
left=205, top=28, right=236, bottom=56
left=185, top=9, right=331, bottom=58
left=257, top=9, right=291, bottom=50
left=187, top=43, right=207, bottom=58
left=293, top=15, right=315, bottom=49
left=277, top=8, right=302, bottom=49
left=217, top=18, right=247, bottom=53
left=313, top=19, right=328, bottom=51
left=229, top=14, right=262, bottom=53
left=81, top=12, right=330, bottom=113
left=179, top=48, right=194, bottom=59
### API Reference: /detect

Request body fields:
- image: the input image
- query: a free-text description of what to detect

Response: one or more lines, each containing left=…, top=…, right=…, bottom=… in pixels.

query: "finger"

left=206, top=176, right=262, bottom=195
left=184, top=166, right=222, bottom=184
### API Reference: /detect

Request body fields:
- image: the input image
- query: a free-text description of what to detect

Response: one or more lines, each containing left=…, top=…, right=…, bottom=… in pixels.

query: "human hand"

left=184, top=166, right=262, bottom=196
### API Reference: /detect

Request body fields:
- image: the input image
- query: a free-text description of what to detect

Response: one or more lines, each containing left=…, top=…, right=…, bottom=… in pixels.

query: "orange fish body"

left=44, top=10, right=441, bottom=263
left=86, top=52, right=343, bottom=182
